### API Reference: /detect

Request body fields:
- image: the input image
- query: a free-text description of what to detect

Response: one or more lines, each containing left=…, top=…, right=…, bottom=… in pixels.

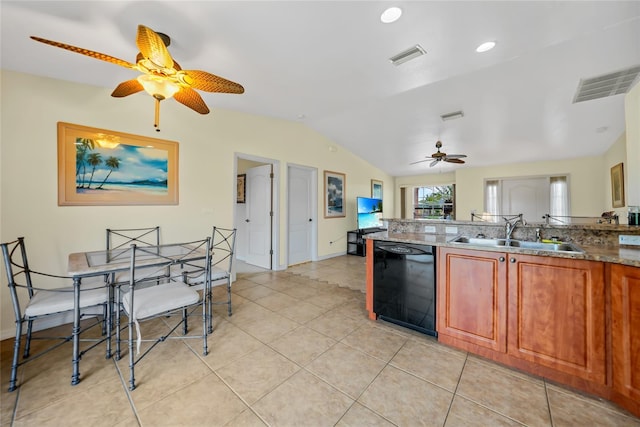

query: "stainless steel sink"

left=449, top=236, right=508, bottom=247
left=506, top=240, right=584, bottom=253
left=449, top=236, right=585, bottom=253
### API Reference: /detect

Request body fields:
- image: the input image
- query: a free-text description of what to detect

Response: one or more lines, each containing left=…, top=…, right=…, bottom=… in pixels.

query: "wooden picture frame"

left=57, top=122, right=179, bottom=206
left=237, top=174, right=246, bottom=203
left=611, top=162, right=625, bottom=208
left=371, top=179, right=383, bottom=199
left=324, top=170, right=346, bottom=218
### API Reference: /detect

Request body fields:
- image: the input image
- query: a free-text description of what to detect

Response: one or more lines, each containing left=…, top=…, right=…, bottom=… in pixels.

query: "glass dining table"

left=66, top=241, right=210, bottom=386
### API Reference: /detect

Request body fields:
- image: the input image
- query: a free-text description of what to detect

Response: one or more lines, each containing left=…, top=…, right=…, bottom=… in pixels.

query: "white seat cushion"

left=24, top=283, right=108, bottom=317
left=122, top=282, right=200, bottom=321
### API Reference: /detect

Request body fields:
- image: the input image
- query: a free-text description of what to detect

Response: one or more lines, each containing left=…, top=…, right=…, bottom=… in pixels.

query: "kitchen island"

left=364, top=219, right=640, bottom=417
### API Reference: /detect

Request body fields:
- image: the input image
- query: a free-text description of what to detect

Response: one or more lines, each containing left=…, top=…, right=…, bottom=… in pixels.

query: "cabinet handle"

left=510, top=257, right=516, bottom=263
left=499, top=257, right=505, bottom=262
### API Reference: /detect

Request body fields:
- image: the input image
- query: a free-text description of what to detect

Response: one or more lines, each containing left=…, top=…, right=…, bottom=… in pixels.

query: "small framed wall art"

left=324, top=170, right=346, bottom=218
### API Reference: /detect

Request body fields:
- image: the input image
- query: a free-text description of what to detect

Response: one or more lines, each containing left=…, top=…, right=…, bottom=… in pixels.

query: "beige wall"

left=0, top=70, right=393, bottom=338
left=626, top=82, right=640, bottom=206
left=603, top=133, right=628, bottom=218
left=454, top=156, right=607, bottom=221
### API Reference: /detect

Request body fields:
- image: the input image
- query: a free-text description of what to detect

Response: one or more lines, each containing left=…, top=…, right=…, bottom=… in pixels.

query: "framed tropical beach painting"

left=57, top=122, right=179, bottom=206
left=324, top=170, right=345, bottom=218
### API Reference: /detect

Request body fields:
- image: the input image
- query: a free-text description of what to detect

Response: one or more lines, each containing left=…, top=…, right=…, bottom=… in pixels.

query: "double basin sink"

left=449, top=236, right=585, bottom=253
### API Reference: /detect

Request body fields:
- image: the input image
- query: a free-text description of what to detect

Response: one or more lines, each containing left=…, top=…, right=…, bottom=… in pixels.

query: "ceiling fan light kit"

left=31, top=24, right=244, bottom=132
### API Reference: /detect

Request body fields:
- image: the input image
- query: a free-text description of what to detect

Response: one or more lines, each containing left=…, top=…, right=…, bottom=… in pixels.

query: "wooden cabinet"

left=507, top=254, right=605, bottom=384
left=438, top=247, right=606, bottom=385
left=437, top=247, right=507, bottom=353
left=611, top=264, right=640, bottom=403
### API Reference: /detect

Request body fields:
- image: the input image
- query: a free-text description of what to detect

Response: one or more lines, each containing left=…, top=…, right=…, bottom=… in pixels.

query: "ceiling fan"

left=411, top=140, right=467, bottom=167
left=31, top=25, right=244, bottom=131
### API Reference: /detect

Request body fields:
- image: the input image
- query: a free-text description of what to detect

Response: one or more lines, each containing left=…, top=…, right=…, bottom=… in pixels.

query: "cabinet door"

left=437, top=247, right=507, bottom=353
left=611, top=264, right=640, bottom=401
left=507, top=254, right=606, bottom=384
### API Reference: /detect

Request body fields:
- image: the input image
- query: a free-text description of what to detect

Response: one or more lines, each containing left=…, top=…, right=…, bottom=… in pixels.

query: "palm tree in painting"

left=75, top=138, right=95, bottom=188
left=85, top=152, right=103, bottom=189
left=96, top=156, right=121, bottom=190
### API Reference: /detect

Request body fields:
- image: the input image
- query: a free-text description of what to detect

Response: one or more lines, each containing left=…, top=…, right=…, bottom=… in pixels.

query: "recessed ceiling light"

left=476, top=41, right=496, bottom=53
left=381, top=7, right=402, bottom=24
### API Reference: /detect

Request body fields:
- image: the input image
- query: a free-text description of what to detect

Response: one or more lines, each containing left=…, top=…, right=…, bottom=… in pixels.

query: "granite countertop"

left=364, top=231, right=640, bottom=268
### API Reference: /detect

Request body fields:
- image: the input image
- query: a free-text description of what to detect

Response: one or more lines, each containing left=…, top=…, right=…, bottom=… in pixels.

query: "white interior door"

left=288, top=166, right=315, bottom=266
left=501, top=177, right=549, bottom=222
left=245, top=164, right=272, bottom=269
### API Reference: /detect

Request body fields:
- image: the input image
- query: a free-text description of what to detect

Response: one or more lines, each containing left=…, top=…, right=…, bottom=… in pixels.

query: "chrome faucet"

left=503, top=215, right=525, bottom=242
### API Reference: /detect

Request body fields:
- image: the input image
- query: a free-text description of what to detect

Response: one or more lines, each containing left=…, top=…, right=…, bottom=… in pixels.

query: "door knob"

left=510, top=257, right=516, bottom=263
left=308, top=218, right=312, bottom=222
left=499, top=257, right=505, bottom=262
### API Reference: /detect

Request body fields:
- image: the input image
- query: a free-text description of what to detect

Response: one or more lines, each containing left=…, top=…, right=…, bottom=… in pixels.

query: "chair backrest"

left=1, top=237, right=34, bottom=320
left=211, top=227, right=237, bottom=274
left=106, top=226, right=160, bottom=251
left=128, top=237, right=212, bottom=292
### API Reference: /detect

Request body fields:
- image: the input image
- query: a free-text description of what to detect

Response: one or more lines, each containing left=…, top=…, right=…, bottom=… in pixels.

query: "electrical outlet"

left=619, top=235, right=640, bottom=246
left=445, top=226, right=458, bottom=235
left=424, top=226, right=436, bottom=233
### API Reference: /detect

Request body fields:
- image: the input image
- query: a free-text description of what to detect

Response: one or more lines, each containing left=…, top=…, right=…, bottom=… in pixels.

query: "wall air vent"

left=389, top=44, right=426, bottom=66
left=573, top=65, right=640, bottom=103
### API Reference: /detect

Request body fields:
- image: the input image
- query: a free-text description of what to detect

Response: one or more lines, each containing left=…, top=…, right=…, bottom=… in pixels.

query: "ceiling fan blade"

left=30, top=36, right=135, bottom=69
left=174, top=87, right=210, bottom=114
left=444, top=158, right=466, bottom=164
left=409, top=159, right=431, bottom=165
left=430, top=159, right=439, bottom=167
left=111, top=79, right=144, bottom=97
left=136, top=25, right=174, bottom=69
left=445, top=154, right=467, bottom=159
left=179, top=70, right=245, bottom=94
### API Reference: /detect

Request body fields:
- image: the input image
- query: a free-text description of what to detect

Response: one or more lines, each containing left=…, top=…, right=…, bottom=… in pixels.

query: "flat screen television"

left=357, top=196, right=384, bottom=230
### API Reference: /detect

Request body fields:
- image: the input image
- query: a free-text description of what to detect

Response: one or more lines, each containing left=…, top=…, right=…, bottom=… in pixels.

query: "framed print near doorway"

left=237, top=174, right=246, bottom=203
left=611, top=162, right=625, bottom=208
left=324, top=170, right=345, bottom=218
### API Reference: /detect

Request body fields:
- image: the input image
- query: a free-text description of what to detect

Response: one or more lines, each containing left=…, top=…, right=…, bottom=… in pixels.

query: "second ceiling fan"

left=411, top=141, right=467, bottom=167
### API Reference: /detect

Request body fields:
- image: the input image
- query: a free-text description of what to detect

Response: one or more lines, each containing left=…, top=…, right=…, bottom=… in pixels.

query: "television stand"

left=347, top=228, right=386, bottom=257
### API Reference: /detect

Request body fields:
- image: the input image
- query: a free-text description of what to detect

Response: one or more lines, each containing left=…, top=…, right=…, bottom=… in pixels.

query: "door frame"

left=234, top=153, right=281, bottom=271
left=286, top=164, right=318, bottom=266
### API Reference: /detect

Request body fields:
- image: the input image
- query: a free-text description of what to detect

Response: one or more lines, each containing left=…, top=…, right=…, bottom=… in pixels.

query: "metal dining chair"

left=114, top=237, right=212, bottom=391
left=179, top=227, right=237, bottom=332
left=1, top=237, right=109, bottom=391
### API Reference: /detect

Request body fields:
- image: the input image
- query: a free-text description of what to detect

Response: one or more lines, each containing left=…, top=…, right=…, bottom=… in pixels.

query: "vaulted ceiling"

left=2, top=1, right=639, bottom=176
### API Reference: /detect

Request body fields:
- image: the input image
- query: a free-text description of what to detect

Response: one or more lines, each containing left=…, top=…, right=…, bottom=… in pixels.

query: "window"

left=483, top=176, right=569, bottom=223
left=414, top=185, right=455, bottom=219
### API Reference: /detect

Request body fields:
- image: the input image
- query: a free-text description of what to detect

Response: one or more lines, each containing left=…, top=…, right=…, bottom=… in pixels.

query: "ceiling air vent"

left=573, top=65, right=640, bottom=103
left=440, top=110, right=464, bottom=121
left=389, top=44, right=426, bottom=66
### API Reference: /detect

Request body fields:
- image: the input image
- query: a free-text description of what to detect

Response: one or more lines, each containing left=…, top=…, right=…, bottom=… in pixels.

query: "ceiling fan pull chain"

left=154, top=98, right=161, bottom=132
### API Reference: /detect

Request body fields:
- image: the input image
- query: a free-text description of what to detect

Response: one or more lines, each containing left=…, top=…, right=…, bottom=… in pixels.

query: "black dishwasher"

left=373, top=241, right=437, bottom=336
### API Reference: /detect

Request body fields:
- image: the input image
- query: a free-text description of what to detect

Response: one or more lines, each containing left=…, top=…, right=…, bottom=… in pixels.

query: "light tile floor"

left=2, top=256, right=640, bottom=426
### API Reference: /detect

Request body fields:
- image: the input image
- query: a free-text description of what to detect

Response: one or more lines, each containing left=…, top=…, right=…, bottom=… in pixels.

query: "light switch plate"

left=619, top=235, right=640, bottom=246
